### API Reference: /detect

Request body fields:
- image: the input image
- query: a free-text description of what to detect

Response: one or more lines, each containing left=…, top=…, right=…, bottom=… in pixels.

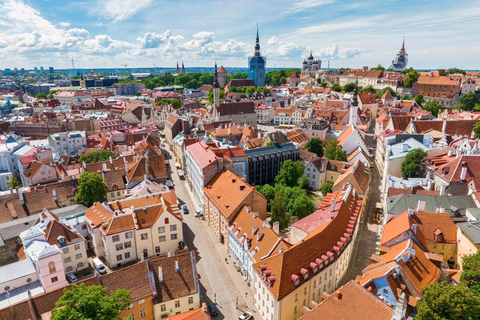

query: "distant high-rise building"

left=49, top=67, right=54, bottom=74
left=389, top=38, right=408, bottom=72
left=248, top=25, right=266, bottom=87
left=40, top=67, right=44, bottom=72
left=34, top=67, right=38, bottom=73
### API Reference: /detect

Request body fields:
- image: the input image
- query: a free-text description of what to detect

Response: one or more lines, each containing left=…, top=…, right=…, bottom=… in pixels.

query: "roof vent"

left=175, top=261, right=180, bottom=272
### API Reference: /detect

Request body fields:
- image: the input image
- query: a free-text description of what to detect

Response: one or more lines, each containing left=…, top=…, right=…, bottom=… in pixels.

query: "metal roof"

left=0, top=259, right=36, bottom=285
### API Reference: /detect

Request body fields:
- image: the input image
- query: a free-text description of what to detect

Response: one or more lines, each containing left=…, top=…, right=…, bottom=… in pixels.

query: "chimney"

left=416, top=200, right=425, bottom=212
left=331, top=199, right=336, bottom=211
left=460, top=161, right=468, bottom=181
left=402, top=144, right=409, bottom=153
left=109, top=156, right=113, bottom=164
left=52, top=189, right=57, bottom=202
left=102, top=162, right=107, bottom=172
left=447, top=149, right=452, bottom=157
left=440, top=184, right=446, bottom=196
left=273, top=221, right=280, bottom=234
left=18, top=187, right=24, bottom=205
left=411, top=224, right=417, bottom=234
left=125, top=160, right=129, bottom=173
left=175, top=261, right=180, bottom=272
left=158, top=266, right=164, bottom=283
left=407, top=207, right=414, bottom=217
left=279, top=247, right=284, bottom=253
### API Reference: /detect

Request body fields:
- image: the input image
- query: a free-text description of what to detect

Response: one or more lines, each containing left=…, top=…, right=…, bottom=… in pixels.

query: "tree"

left=305, top=138, right=324, bottom=157
left=382, top=86, right=396, bottom=97
left=47, top=89, right=60, bottom=99
left=401, top=148, right=427, bottom=179
left=275, top=160, right=305, bottom=188
left=324, top=138, right=347, bottom=161
left=343, top=83, right=355, bottom=92
left=75, top=172, right=107, bottom=207
left=51, top=283, right=131, bottom=320
left=270, top=189, right=290, bottom=231
left=438, top=69, right=447, bottom=76
left=321, top=82, right=328, bottom=88
left=79, top=150, right=115, bottom=164
left=291, top=193, right=316, bottom=217
left=448, top=67, right=466, bottom=75
left=7, top=176, right=22, bottom=189
left=404, top=69, right=420, bottom=88
left=473, top=122, right=480, bottom=139
left=320, top=181, right=333, bottom=195
left=415, top=282, right=480, bottom=320
left=331, top=83, right=342, bottom=92
left=371, top=64, right=385, bottom=71
left=422, top=100, right=442, bottom=117
left=460, top=252, right=480, bottom=294
left=256, top=184, right=276, bottom=211
left=171, top=98, right=182, bottom=109
left=299, top=175, right=310, bottom=189
left=361, top=85, right=377, bottom=94
left=414, top=94, right=425, bottom=107
left=36, top=93, right=47, bottom=99
left=283, top=186, right=306, bottom=213
left=460, top=92, right=479, bottom=111
left=208, top=88, right=225, bottom=104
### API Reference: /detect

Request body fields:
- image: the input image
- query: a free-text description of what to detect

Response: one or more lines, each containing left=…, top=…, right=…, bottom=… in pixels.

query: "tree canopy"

left=414, top=94, right=425, bottom=107
left=7, top=176, right=22, bottom=189
left=331, top=83, right=342, bottom=92
left=422, top=99, right=443, bottom=117
left=256, top=184, right=276, bottom=211
left=370, top=64, right=385, bottom=71
left=265, top=69, right=300, bottom=86
left=208, top=87, right=225, bottom=104
left=324, top=138, right=347, bottom=161
left=460, top=92, right=479, bottom=111
left=274, top=160, right=305, bottom=188
left=36, top=93, right=47, bottom=99
left=403, top=69, right=420, bottom=88
left=343, top=83, right=356, bottom=92
left=75, top=172, right=107, bottom=207
left=320, top=181, right=333, bottom=196
left=171, top=98, right=182, bottom=109
left=270, top=189, right=290, bottom=231
left=415, top=282, right=480, bottom=320
left=299, top=175, right=310, bottom=189
left=448, top=67, right=466, bottom=75
left=305, top=138, right=324, bottom=157
left=473, top=122, right=480, bottom=139
left=460, top=252, right=480, bottom=295
left=79, top=150, right=115, bottom=164
left=47, top=89, right=60, bottom=99
left=51, top=283, right=131, bottom=320
left=401, top=148, right=427, bottom=179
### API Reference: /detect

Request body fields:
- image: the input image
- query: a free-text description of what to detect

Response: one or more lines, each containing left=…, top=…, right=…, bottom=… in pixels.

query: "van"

left=92, top=258, right=107, bottom=275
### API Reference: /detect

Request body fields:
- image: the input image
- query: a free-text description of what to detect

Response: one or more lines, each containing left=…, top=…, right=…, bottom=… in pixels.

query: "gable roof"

left=126, top=155, right=167, bottom=183
left=332, top=160, right=370, bottom=195
left=217, top=102, right=255, bottom=116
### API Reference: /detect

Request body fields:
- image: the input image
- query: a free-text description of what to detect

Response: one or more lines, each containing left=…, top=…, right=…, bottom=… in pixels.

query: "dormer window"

left=291, top=274, right=300, bottom=286
left=300, top=268, right=309, bottom=280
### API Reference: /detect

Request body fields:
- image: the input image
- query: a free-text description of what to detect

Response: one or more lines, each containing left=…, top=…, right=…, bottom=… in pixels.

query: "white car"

left=238, top=311, right=253, bottom=320
left=67, top=273, right=78, bottom=282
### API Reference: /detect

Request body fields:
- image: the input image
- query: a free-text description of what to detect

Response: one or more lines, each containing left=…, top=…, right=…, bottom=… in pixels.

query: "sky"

left=0, top=0, right=479, bottom=70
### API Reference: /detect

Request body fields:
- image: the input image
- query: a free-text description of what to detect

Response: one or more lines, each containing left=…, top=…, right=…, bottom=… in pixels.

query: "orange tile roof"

left=165, top=308, right=210, bottom=320
left=298, top=281, right=394, bottom=320
left=337, top=124, right=354, bottom=146
left=332, top=160, right=370, bottom=195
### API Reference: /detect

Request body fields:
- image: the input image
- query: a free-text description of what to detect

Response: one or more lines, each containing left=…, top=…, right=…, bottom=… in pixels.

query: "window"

left=64, top=257, right=72, bottom=263
left=188, top=296, right=194, bottom=304
left=383, top=288, right=389, bottom=295
left=63, top=248, right=69, bottom=254
left=139, top=299, right=145, bottom=305
left=442, top=244, right=446, bottom=250
left=158, top=226, right=165, bottom=233
left=155, top=246, right=161, bottom=253
left=125, top=241, right=132, bottom=249
left=112, top=235, right=120, bottom=242
left=51, top=276, right=58, bottom=283
left=175, top=301, right=180, bottom=308
left=295, top=293, right=298, bottom=302
left=76, top=253, right=83, bottom=259
left=116, top=244, right=124, bottom=251
left=451, top=245, right=455, bottom=250
left=140, top=310, right=146, bottom=318
left=161, top=305, right=166, bottom=312
left=433, top=243, right=437, bottom=249
left=304, top=287, right=307, bottom=295
left=165, top=218, right=169, bottom=224
left=170, top=225, right=177, bottom=231
left=125, top=252, right=131, bottom=259
left=127, top=303, right=134, bottom=310
left=73, top=244, right=80, bottom=250
left=77, top=262, right=84, bottom=268
left=303, top=299, right=306, bottom=306
left=117, top=254, right=122, bottom=261
left=159, top=236, right=166, bottom=242
left=141, top=233, right=148, bottom=240
left=126, top=232, right=133, bottom=239
left=82, top=224, right=87, bottom=230
left=294, top=306, right=297, bottom=314
left=171, top=234, right=177, bottom=240
left=312, top=292, right=316, bottom=300
left=313, top=280, right=316, bottom=288
left=117, top=191, right=121, bottom=196
left=66, top=266, right=73, bottom=272
left=48, top=262, right=56, bottom=274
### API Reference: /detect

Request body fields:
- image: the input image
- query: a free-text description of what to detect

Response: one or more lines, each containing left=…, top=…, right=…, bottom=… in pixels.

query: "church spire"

left=254, top=23, right=261, bottom=57
left=401, top=37, right=405, bottom=51
left=213, top=58, right=219, bottom=89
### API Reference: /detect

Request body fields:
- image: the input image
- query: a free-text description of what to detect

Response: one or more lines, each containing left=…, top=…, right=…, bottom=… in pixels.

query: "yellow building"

left=456, top=221, right=480, bottom=267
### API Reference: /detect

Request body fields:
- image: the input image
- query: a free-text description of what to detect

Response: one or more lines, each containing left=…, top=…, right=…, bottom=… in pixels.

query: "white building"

left=48, top=131, right=87, bottom=157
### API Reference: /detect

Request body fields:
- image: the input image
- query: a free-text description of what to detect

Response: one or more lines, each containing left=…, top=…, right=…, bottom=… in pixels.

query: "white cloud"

left=288, top=0, right=335, bottom=13
left=316, top=44, right=361, bottom=60
left=267, top=36, right=281, bottom=45
left=91, top=0, right=154, bottom=22
left=137, top=31, right=176, bottom=49
left=58, top=22, right=71, bottom=27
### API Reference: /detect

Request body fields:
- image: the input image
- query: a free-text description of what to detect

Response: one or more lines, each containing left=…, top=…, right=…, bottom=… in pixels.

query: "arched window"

left=165, top=218, right=169, bottom=224
left=48, top=261, right=56, bottom=274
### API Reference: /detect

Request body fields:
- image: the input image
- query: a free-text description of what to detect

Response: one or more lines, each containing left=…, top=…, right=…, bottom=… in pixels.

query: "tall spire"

left=352, top=78, right=358, bottom=107
left=254, top=23, right=261, bottom=57
left=401, top=37, right=405, bottom=51
left=213, top=57, right=219, bottom=89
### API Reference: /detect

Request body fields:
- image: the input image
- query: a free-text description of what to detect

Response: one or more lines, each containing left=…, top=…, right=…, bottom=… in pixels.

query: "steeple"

left=349, top=80, right=358, bottom=126
left=213, top=59, right=219, bottom=89
left=401, top=37, right=405, bottom=51
left=181, top=61, right=185, bottom=74
left=352, top=80, right=358, bottom=107
left=212, top=58, right=220, bottom=118
left=254, top=23, right=261, bottom=57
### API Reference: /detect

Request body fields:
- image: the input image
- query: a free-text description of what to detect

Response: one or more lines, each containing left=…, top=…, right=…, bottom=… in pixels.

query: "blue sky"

left=0, top=0, right=479, bottom=70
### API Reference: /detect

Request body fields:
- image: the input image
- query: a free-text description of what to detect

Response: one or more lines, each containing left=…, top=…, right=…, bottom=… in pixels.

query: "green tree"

left=291, top=193, right=316, bottom=217
left=460, top=252, right=480, bottom=294
left=79, top=150, right=115, bottom=164
left=171, top=98, right=182, bottom=109
left=448, top=67, right=466, bottom=75
left=321, top=82, right=328, bottom=88
left=401, top=148, right=427, bottom=179
left=361, top=85, right=377, bottom=94
left=299, top=175, right=310, bottom=189
left=415, top=282, right=480, bottom=320
left=422, top=100, right=442, bottom=117
left=331, top=83, right=342, bottom=92
left=156, top=99, right=172, bottom=106
left=270, top=189, right=290, bottom=231
left=414, top=94, right=425, bottom=107
left=473, top=122, right=480, bottom=139
left=320, top=181, right=333, bottom=195
left=36, top=93, right=47, bottom=99
left=324, top=138, right=347, bottom=161
left=275, top=160, right=305, bottom=188
left=438, top=69, right=447, bottom=76
left=51, top=283, right=131, bottom=320
left=382, top=86, right=396, bottom=98
left=371, top=64, right=385, bottom=71
left=256, top=184, right=276, bottom=211
left=343, top=83, right=355, bottom=92
left=283, top=186, right=306, bottom=213
left=404, top=69, right=420, bottom=88
left=460, top=92, right=479, bottom=111
left=75, top=172, right=107, bottom=207
left=208, top=88, right=225, bottom=104
left=47, top=89, right=60, bottom=99
left=7, top=176, right=22, bottom=189
left=305, top=138, right=324, bottom=157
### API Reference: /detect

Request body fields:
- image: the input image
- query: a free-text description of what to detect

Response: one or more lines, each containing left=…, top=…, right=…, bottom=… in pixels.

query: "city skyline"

left=0, top=0, right=479, bottom=70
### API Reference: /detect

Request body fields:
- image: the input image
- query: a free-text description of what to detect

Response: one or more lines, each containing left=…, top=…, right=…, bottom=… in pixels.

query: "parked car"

left=238, top=312, right=253, bottom=320
left=67, top=273, right=78, bottom=283
left=183, top=205, right=189, bottom=214
left=209, top=303, right=218, bottom=316
left=194, top=210, right=204, bottom=217
left=92, top=257, right=107, bottom=275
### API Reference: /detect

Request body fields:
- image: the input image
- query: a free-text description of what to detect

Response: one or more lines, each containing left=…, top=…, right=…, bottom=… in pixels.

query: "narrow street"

left=162, top=145, right=259, bottom=320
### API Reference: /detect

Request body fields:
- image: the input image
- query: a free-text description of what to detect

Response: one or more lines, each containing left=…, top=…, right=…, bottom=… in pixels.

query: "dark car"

left=209, top=303, right=218, bottom=316
left=183, top=205, right=189, bottom=214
